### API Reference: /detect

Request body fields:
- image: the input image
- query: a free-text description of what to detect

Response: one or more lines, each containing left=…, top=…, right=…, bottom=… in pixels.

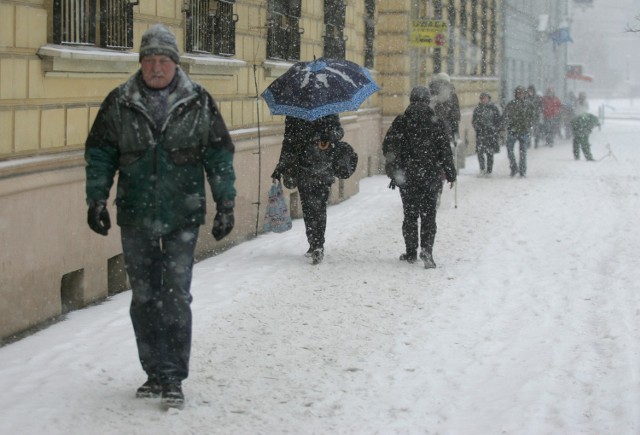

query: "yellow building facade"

left=0, top=0, right=500, bottom=341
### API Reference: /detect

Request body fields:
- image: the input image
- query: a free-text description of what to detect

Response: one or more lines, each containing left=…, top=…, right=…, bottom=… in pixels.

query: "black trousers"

left=476, top=142, right=494, bottom=173
left=399, top=185, right=440, bottom=256
left=120, top=225, right=199, bottom=384
left=297, top=180, right=332, bottom=250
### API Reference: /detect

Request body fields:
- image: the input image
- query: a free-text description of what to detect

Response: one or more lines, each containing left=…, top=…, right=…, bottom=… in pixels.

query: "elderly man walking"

left=84, top=24, right=236, bottom=409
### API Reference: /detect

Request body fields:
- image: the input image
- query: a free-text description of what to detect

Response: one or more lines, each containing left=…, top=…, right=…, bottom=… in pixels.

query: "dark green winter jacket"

left=85, top=68, right=236, bottom=235
left=502, top=98, right=535, bottom=134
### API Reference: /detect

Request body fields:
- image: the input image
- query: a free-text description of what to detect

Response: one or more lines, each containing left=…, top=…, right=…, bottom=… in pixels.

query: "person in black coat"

left=502, top=86, right=535, bottom=177
left=271, top=114, right=344, bottom=264
left=472, top=92, right=502, bottom=176
left=382, top=86, right=457, bottom=268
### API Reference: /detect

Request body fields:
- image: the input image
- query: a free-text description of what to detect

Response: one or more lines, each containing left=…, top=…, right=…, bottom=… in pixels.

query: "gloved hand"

left=87, top=200, right=111, bottom=236
left=270, top=168, right=282, bottom=181
left=388, top=180, right=396, bottom=190
left=212, top=209, right=234, bottom=241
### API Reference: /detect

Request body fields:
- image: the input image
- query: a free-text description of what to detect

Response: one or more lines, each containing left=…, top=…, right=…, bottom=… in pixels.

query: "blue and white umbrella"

left=261, top=57, right=380, bottom=122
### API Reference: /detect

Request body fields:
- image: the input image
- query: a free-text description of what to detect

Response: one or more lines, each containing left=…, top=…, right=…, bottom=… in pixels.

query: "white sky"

left=0, top=99, right=639, bottom=434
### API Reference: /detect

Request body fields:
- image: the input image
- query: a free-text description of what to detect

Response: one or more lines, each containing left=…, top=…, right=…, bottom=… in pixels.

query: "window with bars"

left=324, top=0, right=346, bottom=59
left=266, top=0, right=301, bottom=61
left=480, top=0, right=488, bottom=75
left=185, top=0, right=237, bottom=56
left=446, top=1, right=456, bottom=74
left=53, top=0, right=135, bottom=49
left=364, top=0, right=375, bottom=69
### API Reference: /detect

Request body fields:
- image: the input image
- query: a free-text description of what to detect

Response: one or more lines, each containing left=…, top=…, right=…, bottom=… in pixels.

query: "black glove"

left=87, top=200, right=111, bottom=236
left=388, top=180, right=396, bottom=190
left=271, top=168, right=282, bottom=181
left=212, top=209, right=234, bottom=241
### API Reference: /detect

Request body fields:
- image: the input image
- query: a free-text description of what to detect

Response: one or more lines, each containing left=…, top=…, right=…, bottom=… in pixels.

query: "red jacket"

left=542, top=96, right=562, bottom=119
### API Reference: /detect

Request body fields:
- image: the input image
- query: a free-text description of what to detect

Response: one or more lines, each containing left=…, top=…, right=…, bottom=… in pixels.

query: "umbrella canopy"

left=261, top=57, right=380, bottom=122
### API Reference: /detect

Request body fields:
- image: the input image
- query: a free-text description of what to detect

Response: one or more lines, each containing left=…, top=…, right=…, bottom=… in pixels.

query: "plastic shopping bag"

left=263, top=181, right=292, bottom=233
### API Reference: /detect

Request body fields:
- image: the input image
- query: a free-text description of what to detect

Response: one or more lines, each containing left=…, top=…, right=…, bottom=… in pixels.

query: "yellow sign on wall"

left=410, top=20, right=448, bottom=48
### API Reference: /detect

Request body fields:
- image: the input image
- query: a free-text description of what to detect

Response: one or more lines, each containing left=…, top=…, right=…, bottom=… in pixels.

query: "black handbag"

left=331, top=141, right=358, bottom=179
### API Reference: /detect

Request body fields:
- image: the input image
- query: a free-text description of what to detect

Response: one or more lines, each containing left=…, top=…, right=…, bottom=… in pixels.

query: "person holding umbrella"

left=263, top=57, right=379, bottom=265
left=271, top=115, right=344, bottom=264
left=382, top=86, right=456, bottom=269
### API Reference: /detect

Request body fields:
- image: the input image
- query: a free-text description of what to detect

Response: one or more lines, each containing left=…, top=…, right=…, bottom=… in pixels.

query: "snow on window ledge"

left=37, top=45, right=247, bottom=77
left=263, top=60, right=295, bottom=78
left=37, top=44, right=139, bottom=75
left=179, top=54, right=246, bottom=76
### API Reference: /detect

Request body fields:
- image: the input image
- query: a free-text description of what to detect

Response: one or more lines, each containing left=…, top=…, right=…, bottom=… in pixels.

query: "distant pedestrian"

left=428, top=72, right=461, bottom=144
left=271, top=114, right=344, bottom=265
left=571, top=94, right=599, bottom=161
left=429, top=72, right=461, bottom=207
left=472, top=92, right=502, bottom=176
left=382, top=86, right=456, bottom=269
left=526, top=85, right=543, bottom=147
left=502, top=86, right=535, bottom=177
left=542, top=87, right=563, bottom=146
left=562, top=91, right=577, bottom=139
left=84, top=24, right=236, bottom=409
left=573, top=91, right=589, bottom=117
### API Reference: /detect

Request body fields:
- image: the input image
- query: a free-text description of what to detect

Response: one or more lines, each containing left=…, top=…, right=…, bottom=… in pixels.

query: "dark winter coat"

left=472, top=102, right=502, bottom=153
left=272, top=115, right=344, bottom=187
left=502, top=98, right=535, bottom=135
left=429, top=81, right=461, bottom=139
left=526, top=93, right=543, bottom=122
left=85, top=68, right=236, bottom=235
left=382, top=102, right=456, bottom=190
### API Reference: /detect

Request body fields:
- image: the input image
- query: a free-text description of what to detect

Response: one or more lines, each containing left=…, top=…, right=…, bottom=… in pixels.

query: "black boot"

left=399, top=252, right=417, bottom=264
left=311, top=248, right=324, bottom=265
left=135, top=377, right=162, bottom=398
left=419, top=249, right=436, bottom=269
left=161, top=383, right=185, bottom=409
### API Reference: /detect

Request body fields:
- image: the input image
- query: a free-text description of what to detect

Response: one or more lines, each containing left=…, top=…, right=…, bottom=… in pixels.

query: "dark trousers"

left=120, top=226, right=199, bottom=384
left=506, top=132, right=529, bottom=176
left=297, top=181, right=332, bottom=250
left=476, top=143, right=494, bottom=173
left=399, top=185, right=439, bottom=256
left=573, top=135, right=594, bottom=160
left=543, top=117, right=560, bottom=146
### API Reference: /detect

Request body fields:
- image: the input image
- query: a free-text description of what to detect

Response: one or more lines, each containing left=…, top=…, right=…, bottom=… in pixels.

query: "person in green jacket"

left=571, top=111, right=599, bottom=161
left=84, top=24, right=236, bottom=409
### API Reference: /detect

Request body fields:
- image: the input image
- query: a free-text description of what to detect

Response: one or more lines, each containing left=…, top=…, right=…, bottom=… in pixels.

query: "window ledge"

left=180, top=54, right=246, bottom=76
left=262, top=59, right=295, bottom=78
left=37, top=44, right=139, bottom=74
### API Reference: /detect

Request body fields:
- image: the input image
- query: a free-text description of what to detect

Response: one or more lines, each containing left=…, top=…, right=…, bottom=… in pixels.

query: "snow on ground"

left=1, top=101, right=639, bottom=434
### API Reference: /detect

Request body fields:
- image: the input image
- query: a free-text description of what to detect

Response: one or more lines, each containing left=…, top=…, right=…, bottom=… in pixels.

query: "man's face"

left=480, top=95, right=489, bottom=104
left=141, top=55, right=177, bottom=89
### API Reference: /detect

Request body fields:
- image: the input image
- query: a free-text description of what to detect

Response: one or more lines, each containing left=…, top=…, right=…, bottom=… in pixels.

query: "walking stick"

left=453, top=139, right=458, bottom=209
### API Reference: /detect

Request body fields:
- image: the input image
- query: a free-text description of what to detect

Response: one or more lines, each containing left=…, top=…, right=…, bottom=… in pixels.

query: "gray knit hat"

left=139, top=24, right=180, bottom=64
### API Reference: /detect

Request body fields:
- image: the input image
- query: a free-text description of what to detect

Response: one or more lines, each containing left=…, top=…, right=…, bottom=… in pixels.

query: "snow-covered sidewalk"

left=1, top=112, right=639, bottom=434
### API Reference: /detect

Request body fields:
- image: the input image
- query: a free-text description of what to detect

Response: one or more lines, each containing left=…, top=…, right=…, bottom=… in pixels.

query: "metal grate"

left=53, top=0, right=96, bottom=45
left=101, top=0, right=134, bottom=49
left=53, top=0, right=133, bottom=48
left=186, top=0, right=214, bottom=53
left=213, top=0, right=237, bottom=56
left=266, top=0, right=301, bottom=61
